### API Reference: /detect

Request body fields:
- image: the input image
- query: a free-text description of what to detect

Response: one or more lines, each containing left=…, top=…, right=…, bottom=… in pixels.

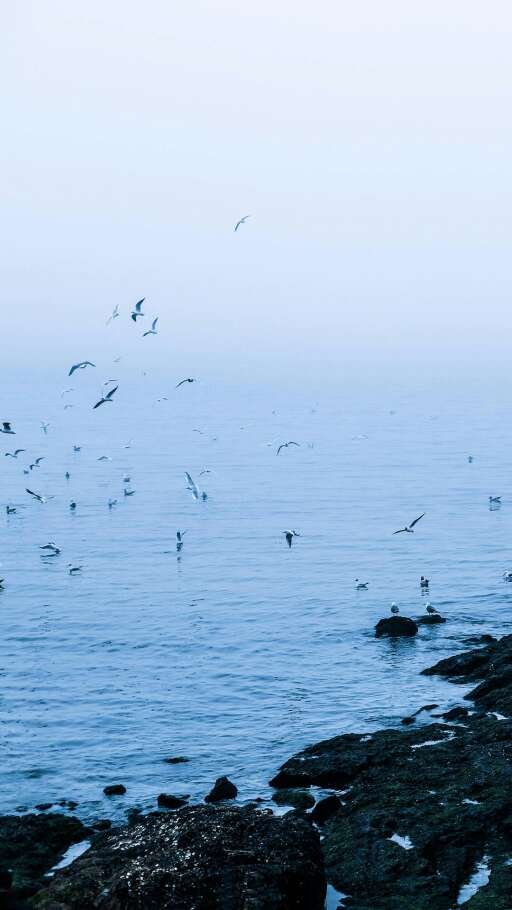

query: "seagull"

left=6, top=506, right=16, bottom=515
left=355, top=579, right=369, bottom=590
left=108, top=498, right=118, bottom=508
left=176, top=378, right=196, bottom=389
left=391, top=602, right=400, bottom=615
left=123, top=475, right=130, bottom=483
left=0, top=422, right=15, bottom=435
left=283, top=530, right=300, bottom=548
left=60, top=388, right=74, bottom=397
left=425, top=602, right=439, bottom=615
left=234, top=214, right=251, bottom=231
left=185, top=472, right=200, bottom=500
left=468, top=455, right=474, bottom=463
left=68, top=564, right=83, bottom=575
left=143, top=317, right=159, bottom=337
left=40, top=542, right=60, bottom=553
left=29, top=457, right=45, bottom=470
left=70, top=500, right=77, bottom=510
left=0, top=579, right=4, bottom=589
left=106, top=304, right=120, bottom=325
left=199, top=469, right=211, bottom=476
left=41, top=422, right=50, bottom=434
left=489, top=496, right=501, bottom=504
left=393, top=514, right=425, bottom=535
left=73, top=445, right=81, bottom=452
left=201, top=491, right=208, bottom=501
left=93, top=386, right=118, bottom=409
left=124, top=488, right=135, bottom=497
left=65, top=472, right=70, bottom=480
left=69, top=361, right=95, bottom=377
left=5, top=450, right=25, bottom=458
left=276, top=441, right=300, bottom=455
left=97, top=455, right=112, bottom=462
left=420, top=576, right=429, bottom=588
left=176, top=529, right=187, bottom=552
left=131, top=298, right=145, bottom=321
left=26, top=488, right=48, bottom=503
left=503, top=571, right=512, bottom=582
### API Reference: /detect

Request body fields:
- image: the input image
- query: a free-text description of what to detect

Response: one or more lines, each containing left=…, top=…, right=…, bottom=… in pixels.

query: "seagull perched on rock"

left=131, top=298, right=145, bottom=321
left=283, top=530, right=300, bottom=548
left=69, top=361, right=95, bottom=377
left=393, top=514, right=425, bottom=535
left=106, top=304, right=120, bottom=325
left=176, top=378, right=196, bottom=389
left=390, top=602, right=400, bottom=615
left=5, top=449, right=25, bottom=458
left=276, top=441, right=300, bottom=455
left=234, top=214, right=251, bottom=231
left=143, top=317, right=159, bottom=337
left=425, top=602, right=439, bottom=615
left=93, top=386, right=118, bottom=409
left=1, top=422, right=15, bottom=435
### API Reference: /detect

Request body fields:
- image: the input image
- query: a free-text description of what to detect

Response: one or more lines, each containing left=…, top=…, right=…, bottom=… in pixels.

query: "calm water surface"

left=2, top=370, right=512, bottom=822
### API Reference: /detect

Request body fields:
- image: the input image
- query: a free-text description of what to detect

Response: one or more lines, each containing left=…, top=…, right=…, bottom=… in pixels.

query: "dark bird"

left=355, top=579, right=369, bottom=590
left=5, top=450, right=25, bottom=458
left=489, top=496, right=501, bottom=504
left=426, top=602, right=439, bottom=615
left=124, top=488, right=135, bottom=496
left=93, top=386, right=118, bottom=409
left=176, top=378, right=196, bottom=389
left=70, top=500, right=77, bottom=510
left=393, top=514, right=425, bottom=535
left=69, top=361, right=95, bottom=376
left=420, top=576, right=429, bottom=588
left=276, top=441, right=300, bottom=455
left=391, top=602, right=399, bottom=614
left=40, top=542, right=60, bottom=554
left=68, top=564, right=83, bottom=575
left=283, top=529, right=300, bottom=548
left=176, top=529, right=187, bottom=552
left=131, top=298, right=145, bottom=321
left=1, top=422, right=15, bottom=435
left=6, top=506, right=16, bottom=515
left=0, top=579, right=4, bottom=588
left=29, top=457, right=45, bottom=471
left=234, top=214, right=251, bottom=231
left=143, top=317, right=159, bottom=337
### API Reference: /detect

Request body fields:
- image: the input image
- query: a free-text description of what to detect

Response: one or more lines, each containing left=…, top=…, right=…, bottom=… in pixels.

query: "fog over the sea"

left=3, top=1, right=511, bottom=381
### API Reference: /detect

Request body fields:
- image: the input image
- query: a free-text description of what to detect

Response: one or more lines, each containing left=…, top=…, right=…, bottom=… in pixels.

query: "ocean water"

left=2, top=369, right=512, bottom=823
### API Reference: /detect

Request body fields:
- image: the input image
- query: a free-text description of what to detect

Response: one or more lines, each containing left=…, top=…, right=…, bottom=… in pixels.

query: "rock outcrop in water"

left=31, top=805, right=326, bottom=909
left=375, top=615, right=418, bottom=637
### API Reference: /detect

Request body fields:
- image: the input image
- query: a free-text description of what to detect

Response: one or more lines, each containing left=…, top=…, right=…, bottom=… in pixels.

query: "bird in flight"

left=276, top=441, right=300, bottom=455
left=176, top=378, right=196, bottom=389
left=61, top=388, right=74, bottom=397
left=69, top=361, right=95, bottom=377
left=124, top=488, right=135, bottom=496
left=106, top=305, right=120, bottom=325
left=131, top=299, right=145, bottom=321
left=26, top=488, right=49, bottom=503
left=393, top=514, right=425, bottom=534
left=283, top=530, right=300, bottom=548
left=41, top=422, right=50, bottom=434
left=234, top=214, right=251, bottom=231
left=93, top=386, right=119, bottom=409
left=489, top=495, right=501, bottom=504
left=185, top=472, right=200, bottom=500
left=28, top=457, right=45, bottom=471
left=1, top=422, right=15, bottom=435
left=143, top=317, right=159, bottom=337
left=5, top=450, right=25, bottom=458
left=108, top=498, right=118, bottom=509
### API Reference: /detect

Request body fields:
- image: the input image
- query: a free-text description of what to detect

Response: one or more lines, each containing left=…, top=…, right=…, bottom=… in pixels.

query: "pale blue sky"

left=3, top=2, right=512, bottom=380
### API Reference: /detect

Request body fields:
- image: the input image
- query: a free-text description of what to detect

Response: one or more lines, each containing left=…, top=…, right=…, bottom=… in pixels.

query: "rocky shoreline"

left=3, top=634, right=512, bottom=909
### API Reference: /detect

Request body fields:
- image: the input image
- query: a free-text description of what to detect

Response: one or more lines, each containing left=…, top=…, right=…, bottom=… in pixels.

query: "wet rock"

left=401, top=703, right=439, bottom=725
left=90, top=819, right=112, bottom=831
left=157, top=793, right=189, bottom=809
left=32, top=805, right=326, bottom=909
left=103, top=783, right=126, bottom=796
left=34, top=803, right=53, bottom=812
left=0, top=812, right=88, bottom=901
left=163, top=755, right=190, bottom=764
left=204, top=775, right=238, bottom=802
left=310, top=795, right=342, bottom=825
left=439, top=706, right=470, bottom=721
left=417, top=613, right=446, bottom=625
left=271, top=789, right=315, bottom=810
left=424, top=633, right=512, bottom=716
left=375, top=616, right=418, bottom=637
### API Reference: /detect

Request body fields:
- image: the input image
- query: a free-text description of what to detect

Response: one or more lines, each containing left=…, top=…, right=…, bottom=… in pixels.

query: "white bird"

left=26, top=488, right=48, bottom=503
left=106, top=304, right=120, bottom=325
left=41, top=422, right=50, bottom=434
left=393, top=514, right=425, bottom=535
left=143, top=317, right=159, bottom=337
left=131, top=298, right=145, bottom=321
left=185, top=472, right=200, bottom=500
left=69, top=361, right=95, bottom=377
left=5, top=449, right=25, bottom=458
left=68, top=564, right=83, bottom=575
left=283, top=530, right=300, bottom=548
left=391, top=602, right=399, bottom=615
left=234, top=214, right=251, bottom=231
left=1, top=422, right=15, bottom=435
left=93, top=386, right=118, bottom=409
left=425, top=602, right=439, bottom=615
left=276, top=441, right=300, bottom=455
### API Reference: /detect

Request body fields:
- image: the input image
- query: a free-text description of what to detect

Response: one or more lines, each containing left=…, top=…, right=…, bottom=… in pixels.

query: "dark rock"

left=163, top=755, right=190, bottom=764
left=0, top=812, right=88, bottom=900
left=157, top=793, right=189, bottom=809
left=417, top=613, right=446, bottom=625
left=271, top=789, right=315, bottom=810
left=103, top=783, right=126, bottom=796
left=32, top=805, right=326, bottom=909
left=204, top=775, right=238, bottom=802
left=401, top=715, right=416, bottom=725
left=424, top=633, right=512, bottom=716
left=34, top=803, right=53, bottom=812
left=0, top=868, right=12, bottom=890
left=126, top=808, right=143, bottom=825
left=375, top=616, right=418, bottom=637
left=401, top=703, right=439, bottom=725
left=439, top=706, right=470, bottom=721
left=310, top=795, right=342, bottom=825
left=90, top=819, right=112, bottom=831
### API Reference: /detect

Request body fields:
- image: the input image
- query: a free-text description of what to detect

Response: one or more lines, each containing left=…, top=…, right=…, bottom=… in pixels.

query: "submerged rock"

left=32, top=805, right=326, bottom=909
left=417, top=613, right=446, bottom=625
left=163, top=755, right=190, bottom=764
left=375, top=616, right=418, bottom=637
left=204, top=775, right=238, bottom=802
left=103, top=783, right=126, bottom=796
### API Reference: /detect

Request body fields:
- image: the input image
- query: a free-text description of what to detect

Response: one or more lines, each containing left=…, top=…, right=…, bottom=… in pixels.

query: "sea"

left=2, top=367, right=512, bottom=823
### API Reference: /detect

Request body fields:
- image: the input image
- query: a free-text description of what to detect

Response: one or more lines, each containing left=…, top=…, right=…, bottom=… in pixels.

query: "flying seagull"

left=131, top=298, right=145, bottom=321
left=143, top=317, right=159, bottom=337
left=393, top=514, right=425, bottom=535
left=29, top=457, right=45, bottom=470
left=283, top=530, right=300, bottom=548
left=0, top=422, right=15, bottom=435
left=390, top=602, right=399, bottom=615
left=234, top=214, right=251, bottom=231
left=69, top=361, right=95, bottom=377
left=93, top=385, right=118, bottom=409
left=97, top=455, right=112, bottom=462
left=5, top=450, right=25, bottom=458
left=60, top=388, right=74, bottom=397
left=176, top=378, right=196, bottom=389
left=41, top=422, right=50, bottom=434
left=108, top=498, right=118, bottom=508
left=26, top=488, right=48, bottom=503
left=106, top=304, right=120, bottom=325
left=276, top=441, right=300, bottom=455
left=124, top=488, right=135, bottom=496
left=185, top=472, right=200, bottom=500
left=489, top=496, right=501, bottom=504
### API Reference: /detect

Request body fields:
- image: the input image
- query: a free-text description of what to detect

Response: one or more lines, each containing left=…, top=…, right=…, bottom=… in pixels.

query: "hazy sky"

left=3, top=2, right=512, bottom=380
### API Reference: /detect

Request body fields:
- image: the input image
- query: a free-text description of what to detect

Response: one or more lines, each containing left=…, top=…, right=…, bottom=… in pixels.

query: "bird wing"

left=393, top=528, right=407, bottom=534
left=35, top=457, right=44, bottom=465
left=68, top=364, right=78, bottom=376
left=152, top=318, right=158, bottom=330
left=93, top=398, right=105, bottom=409
left=276, top=445, right=284, bottom=455
left=26, top=488, right=41, bottom=501
left=410, top=513, right=425, bottom=528
left=287, top=441, right=300, bottom=446
left=176, top=379, right=187, bottom=388
left=185, top=472, right=199, bottom=499
left=135, top=298, right=145, bottom=312
left=105, top=385, right=119, bottom=400
left=84, top=361, right=95, bottom=368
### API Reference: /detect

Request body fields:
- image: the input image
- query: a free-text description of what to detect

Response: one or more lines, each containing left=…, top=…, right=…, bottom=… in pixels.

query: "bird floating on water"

left=468, top=455, right=474, bottom=463
left=276, top=441, right=300, bottom=455
left=93, top=386, right=118, bottom=409
left=393, top=514, right=425, bottom=535
left=131, top=299, right=145, bottom=321
left=143, top=317, right=158, bottom=337
left=5, top=450, right=25, bottom=458
left=1, top=422, right=15, bottom=435
left=70, top=500, right=77, bottom=510
left=489, top=496, right=501, bottom=504
left=6, top=506, right=16, bottom=515
left=420, top=576, right=429, bottom=589
left=176, top=378, right=196, bottom=389
left=69, top=361, right=95, bottom=377
left=68, top=564, right=83, bottom=575
left=234, top=214, right=251, bottom=231
left=355, top=579, right=369, bottom=590
left=283, top=530, right=300, bottom=548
